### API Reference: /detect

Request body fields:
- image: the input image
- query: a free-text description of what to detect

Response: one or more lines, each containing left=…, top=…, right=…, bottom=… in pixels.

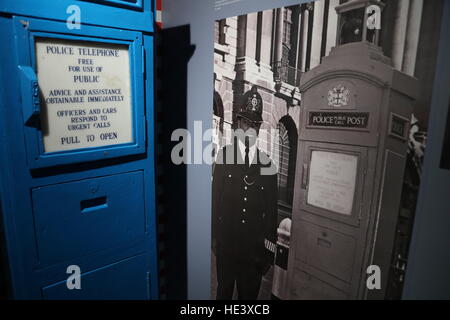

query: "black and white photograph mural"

left=212, top=0, right=443, bottom=300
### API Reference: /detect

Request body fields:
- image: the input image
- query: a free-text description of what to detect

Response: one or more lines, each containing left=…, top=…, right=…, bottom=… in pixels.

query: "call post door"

left=0, top=0, right=158, bottom=299
left=286, top=42, right=417, bottom=300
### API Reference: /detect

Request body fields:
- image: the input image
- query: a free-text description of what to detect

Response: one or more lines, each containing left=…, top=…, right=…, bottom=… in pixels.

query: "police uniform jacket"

left=212, top=141, right=278, bottom=272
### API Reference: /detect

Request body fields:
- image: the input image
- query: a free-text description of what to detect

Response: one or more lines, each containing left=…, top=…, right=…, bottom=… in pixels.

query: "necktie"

left=245, top=139, right=249, bottom=166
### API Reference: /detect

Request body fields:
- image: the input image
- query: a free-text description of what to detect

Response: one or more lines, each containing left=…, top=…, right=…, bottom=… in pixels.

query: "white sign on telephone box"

left=35, top=38, right=133, bottom=153
left=307, top=151, right=358, bottom=216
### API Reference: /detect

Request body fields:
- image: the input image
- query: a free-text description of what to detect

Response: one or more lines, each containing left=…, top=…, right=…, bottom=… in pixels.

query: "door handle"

left=18, top=66, right=41, bottom=126
left=301, top=163, right=309, bottom=189
left=317, top=237, right=332, bottom=248
left=80, top=196, right=108, bottom=214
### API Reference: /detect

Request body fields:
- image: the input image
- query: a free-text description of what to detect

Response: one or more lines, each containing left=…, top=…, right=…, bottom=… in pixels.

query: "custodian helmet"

left=236, top=85, right=264, bottom=124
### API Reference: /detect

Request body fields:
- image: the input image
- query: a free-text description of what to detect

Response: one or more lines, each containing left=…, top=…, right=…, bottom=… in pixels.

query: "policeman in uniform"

left=212, top=86, right=278, bottom=300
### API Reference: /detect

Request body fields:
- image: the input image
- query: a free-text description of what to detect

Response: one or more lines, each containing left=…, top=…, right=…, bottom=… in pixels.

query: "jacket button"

left=242, top=220, right=246, bottom=224
left=244, top=197, right=247, bottom=201
left=242, top=209, right=246, bottom=212
left=244, top=186, right=247, bottom=190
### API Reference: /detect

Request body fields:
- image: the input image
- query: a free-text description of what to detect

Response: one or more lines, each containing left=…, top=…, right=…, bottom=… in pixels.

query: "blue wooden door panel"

left=42, top=254, right=150, bottom=300
left=32, top=171, right=146, bottom=267
left=0, top=0, right=158, bottom=299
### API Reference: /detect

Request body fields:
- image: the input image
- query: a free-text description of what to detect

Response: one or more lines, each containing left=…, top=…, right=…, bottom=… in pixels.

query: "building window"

left=277, top=116, right=298, bottom=210
left=273, top=6, right=302, bottom=87
left=213, top=91, right=224, bottom=160
left=278, top=122, right=291, bottom=204
left=282, top=8, right=293, bottom=45
left=282, top=7, right=293, bottom=63
left=215, top=19, right=227, bottom=45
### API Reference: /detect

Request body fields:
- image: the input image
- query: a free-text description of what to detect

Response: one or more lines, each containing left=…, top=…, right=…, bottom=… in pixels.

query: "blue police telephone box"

left=0, top=0, right=158, bottom=299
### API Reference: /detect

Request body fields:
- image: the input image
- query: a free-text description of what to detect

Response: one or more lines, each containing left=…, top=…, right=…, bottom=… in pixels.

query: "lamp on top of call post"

left=336, top=0, right=385, bottom=46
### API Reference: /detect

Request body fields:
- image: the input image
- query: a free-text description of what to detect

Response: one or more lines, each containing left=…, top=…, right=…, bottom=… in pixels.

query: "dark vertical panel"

left=441, top=100, right=450, bottom=169
left=320, top=0, right=330, bottom=62
left=256, top=12, right=263, bottom=63
left=414, top=0, right=444, bottom=127
left=159, top=25, right=195, bottom=300
left=237, top=15, right=247, bottom=57
left=379, top=0, right=398, bottom=58
left=271, top=9, right=277, bottom=66
left=290, top=5, right=301, bottom=69
left=369, top=151, right=406, bottom=300
left=305, top=4, right=314, bottom=71
left=403, top=0, right=450, bottom=300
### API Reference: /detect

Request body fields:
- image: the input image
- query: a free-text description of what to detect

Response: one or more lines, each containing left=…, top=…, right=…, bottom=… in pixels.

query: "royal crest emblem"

left=238, top=86, right=264, bottom=123
left=328, top=84, right=350, bottom=107
left=250, top=96, right=259, bottom=111
left=246, top=92, right=262, bottom=113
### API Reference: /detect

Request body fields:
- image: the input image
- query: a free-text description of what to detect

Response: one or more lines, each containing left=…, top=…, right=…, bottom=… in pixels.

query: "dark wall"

left=157, top=25, right=195, bottom=299
left=414, top=0, right=444, bottom=128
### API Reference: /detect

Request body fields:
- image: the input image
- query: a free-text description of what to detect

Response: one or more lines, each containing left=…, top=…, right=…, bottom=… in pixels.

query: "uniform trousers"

left=215, top=250, right=263, bottom=300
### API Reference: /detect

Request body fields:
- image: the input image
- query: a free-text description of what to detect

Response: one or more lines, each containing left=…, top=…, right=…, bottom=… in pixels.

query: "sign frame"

left=300, top=142, right=368, bottom=227
left=306, top=110, right=371, bottom=132
left=388, top=112, right=410, bottom=141
left=14, top=16, right=147, bottom=169
left=306, top=150, right=358, bottom=216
